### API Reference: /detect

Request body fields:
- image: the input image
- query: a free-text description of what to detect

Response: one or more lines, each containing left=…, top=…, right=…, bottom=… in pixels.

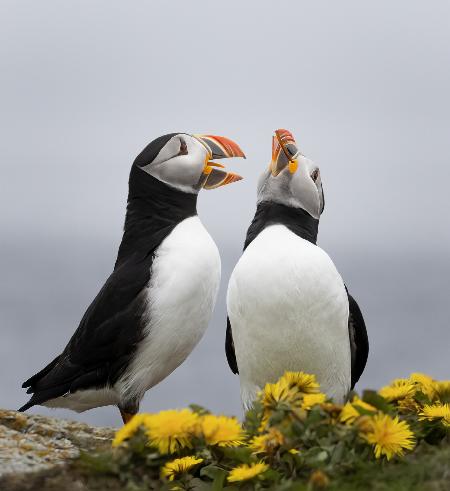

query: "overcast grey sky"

left=1, top=1, right=449, bottom=427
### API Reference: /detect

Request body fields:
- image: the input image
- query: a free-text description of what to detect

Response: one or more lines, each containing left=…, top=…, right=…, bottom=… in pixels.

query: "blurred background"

left=1, top=1, right=449, bottom=427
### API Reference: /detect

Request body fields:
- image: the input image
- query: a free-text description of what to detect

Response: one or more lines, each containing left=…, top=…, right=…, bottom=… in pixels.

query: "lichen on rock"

left=0, top=409, right=114, bottom=490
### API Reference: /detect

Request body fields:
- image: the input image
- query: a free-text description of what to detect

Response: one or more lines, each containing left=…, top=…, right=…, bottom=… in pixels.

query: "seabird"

left=225, top=129, right=368, bottom=408
left=20, top=132, right=245, bottom=422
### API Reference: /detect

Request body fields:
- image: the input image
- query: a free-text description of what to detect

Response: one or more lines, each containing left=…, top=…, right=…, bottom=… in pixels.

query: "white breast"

left=117, top=216, right=221, bottom=402
left=227, top=225, right=351, bottom=408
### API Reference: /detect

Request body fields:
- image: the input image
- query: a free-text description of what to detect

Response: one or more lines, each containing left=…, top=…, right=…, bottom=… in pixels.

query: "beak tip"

left=229, top=173, right=243, bottom=184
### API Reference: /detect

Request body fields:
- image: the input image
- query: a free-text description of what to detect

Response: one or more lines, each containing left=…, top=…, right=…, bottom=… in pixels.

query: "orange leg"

left=119, top=408, right=136, bottom=424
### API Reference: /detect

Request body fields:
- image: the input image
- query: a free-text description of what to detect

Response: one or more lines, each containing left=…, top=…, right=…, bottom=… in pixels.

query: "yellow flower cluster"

left=259, top=372, right=327, bottom=427
left=344, top=372, right=450, bottom=459
left=111, top=370, right=450, bottom=486
left=112, top=409, right=199, bottom=453
left=378, top=373, right=450, bottom=425
left=419, top=403, right=450, bottom=427
left=113, top=409, right=244, bottom=453
left=379, top=373, right=450, bottom=408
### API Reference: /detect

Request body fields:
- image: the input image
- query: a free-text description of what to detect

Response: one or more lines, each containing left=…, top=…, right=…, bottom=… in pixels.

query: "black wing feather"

left=225, top=317, right=239, bottom=374
left=20, top=170, right=199, bottom=412
left=347, top=292, right=369, bottom=389
left=19, top=252, right=151, bottom=411
left=22, top=354, right=61, bottom=388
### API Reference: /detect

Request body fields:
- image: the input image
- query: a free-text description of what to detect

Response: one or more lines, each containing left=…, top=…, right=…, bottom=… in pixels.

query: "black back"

left=347, top=290, right=369, bottom=389
left=20, top=161, right=197, bottom=411
left=225, top=200, right=369, bottom=391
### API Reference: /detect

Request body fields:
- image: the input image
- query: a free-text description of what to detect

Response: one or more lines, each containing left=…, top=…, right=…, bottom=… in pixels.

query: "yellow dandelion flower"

left=409, top=373, right=437, bottom=399
left=309, top=469, right=330, bottom=488
left=261, top=378, right=300, bottom=411
left=419, top=403, right=450, bottom=427
left=397, top=397, right=420, bottom=412
left=145, top=409, right=199, bottom=454
left=289, top=448, right=300, bottom=454
left=379, top=379, right=416, bottom=402
left=339, top=402, right=360, bottom=425
left=112, top=413, right=148, bottom=447
left=321, top=402, right=344, bottom=417
left=302, top=392, right=327, bottom=410
left=356, top=415, right=374, bottom=433
left=227, top=462, right=269, bottom=482
left=200, top=414, right=244, bottom=447
left=250, top=428, right=284, bottom=454
left=339, top=396, right=376, bottom=424
left=280, top=371, right=320, bottom=394
left=161, top=456, right=203, bottom=481
left=363, top=414, right=415, bottom=460
left=353, top=396, right=377, bottom=413
left=435, top=381, right=450, bottom=400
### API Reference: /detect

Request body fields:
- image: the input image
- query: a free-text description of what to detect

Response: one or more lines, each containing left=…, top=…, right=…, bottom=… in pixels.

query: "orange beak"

left=194, top=134, right=245, bottom=189
left=270, top=129, right=300, bottom=176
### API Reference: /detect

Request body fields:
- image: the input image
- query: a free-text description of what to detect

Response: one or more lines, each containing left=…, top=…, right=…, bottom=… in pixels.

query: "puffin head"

left=133, top=133, right=245, bottom=194
left=257, top=129, right=325, bottom=219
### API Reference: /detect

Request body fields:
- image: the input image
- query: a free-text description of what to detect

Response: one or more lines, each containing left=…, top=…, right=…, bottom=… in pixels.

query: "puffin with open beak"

left=226, top=129, right=368, bottom=408
left=20, top=133, right=245, bottom=422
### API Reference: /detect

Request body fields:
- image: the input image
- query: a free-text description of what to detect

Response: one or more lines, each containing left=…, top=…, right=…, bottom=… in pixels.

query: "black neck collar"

left=116, top=167, right=198, bottom=264
left=244, top=201, right=319, bottom=250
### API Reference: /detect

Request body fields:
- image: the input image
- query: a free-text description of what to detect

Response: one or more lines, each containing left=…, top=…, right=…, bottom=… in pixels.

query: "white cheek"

left=144, top=155, right=204, bottom=193
left=159, top=157, right=202, bottom=182
left=152, top=137, right=180, bottom=165
left=291, top=176, right=320, bottom=218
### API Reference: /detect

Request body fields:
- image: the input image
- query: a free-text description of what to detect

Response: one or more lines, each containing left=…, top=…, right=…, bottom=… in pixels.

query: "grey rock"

left=0, top=409, right=115, bottom=490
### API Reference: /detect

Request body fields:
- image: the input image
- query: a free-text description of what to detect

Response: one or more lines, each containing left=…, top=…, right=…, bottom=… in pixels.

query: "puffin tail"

left=22, top=355, right=61, bottom=389
left=18, top=400, right=34, bottom=412
left=19, top=354, right=63, bottom=412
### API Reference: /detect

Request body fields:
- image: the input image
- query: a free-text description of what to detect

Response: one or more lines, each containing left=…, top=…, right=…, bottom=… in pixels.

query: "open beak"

left=270, top=129, right=300, bottom=176
left=194, top=134, right=245, bottom=189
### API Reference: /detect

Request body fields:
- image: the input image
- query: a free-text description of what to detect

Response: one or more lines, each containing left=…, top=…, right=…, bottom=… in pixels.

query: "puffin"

left=20, top=132, right=245, bottom=422
left=225, top=129, right=368, bottom=408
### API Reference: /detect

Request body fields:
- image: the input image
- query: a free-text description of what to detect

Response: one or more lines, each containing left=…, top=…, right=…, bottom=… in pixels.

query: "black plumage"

left=20, top=135, right=198, bottom=413
left=347, top=291, right=369, bottom=389
left=225, top=200, right=369, bottom=390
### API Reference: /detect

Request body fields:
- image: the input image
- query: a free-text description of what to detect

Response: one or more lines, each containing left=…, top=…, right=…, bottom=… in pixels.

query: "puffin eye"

left=177, top=137, right=188, bottom=156
left=311, top=169, right=319, bottom=182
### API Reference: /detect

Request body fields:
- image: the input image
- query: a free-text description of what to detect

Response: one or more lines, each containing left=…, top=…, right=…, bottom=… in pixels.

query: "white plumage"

left=117, top=216, right=221, bottom=402
left=227, top=224, right=351, bottom=408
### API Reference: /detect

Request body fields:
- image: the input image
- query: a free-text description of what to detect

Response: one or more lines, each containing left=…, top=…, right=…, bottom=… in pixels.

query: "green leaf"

left=330, top=440, right=345, bottom=464
left=243, top=401, right=264, bottom=435
left=200, top=464, right=227, bottom=480
left=200, top=465, right=227, bottom=491
left=221, top=446, right=253, bottom=463
left=190, top=404, right=211, bottom=416
left=190, top=477, right=215, bottom=491
left=263, top=468, right=281, bottom=482
left=362, top=390, right=393, bottom=413
left=77, top=450, right=117, bottom=474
